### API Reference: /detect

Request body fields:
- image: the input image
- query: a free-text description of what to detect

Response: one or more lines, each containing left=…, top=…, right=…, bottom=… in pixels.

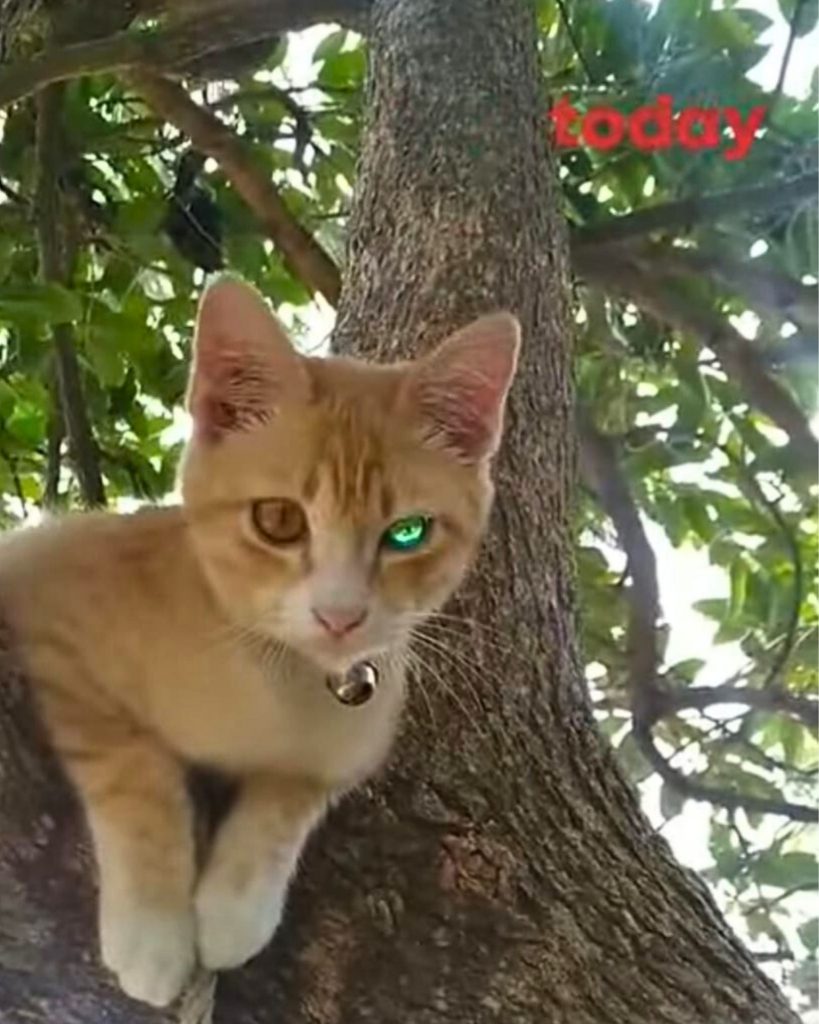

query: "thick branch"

left=578, top=416, right=816, bottom=823
left=577, top=411, right=661, bottom=694
left=630, top=243, right=818, bottom=336
left=660, top=685, right=817, bottom=730
left=0, top=0, right=370, bottom=111
left=43, top=403, right=65, bottom=509
left=128, top=71, right=342, bottom=305
left=575, top=249, right=819, bottom=474
left=632, top=718, right=816, bottom=822
left=573, top=173, right=817, bottom=246
left=34, top=85, right=106, bottom=508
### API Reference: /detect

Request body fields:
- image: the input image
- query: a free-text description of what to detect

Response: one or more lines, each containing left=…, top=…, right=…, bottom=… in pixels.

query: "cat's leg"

left=195, top=773, right=326, bottom=970
left=39, top=688, right=196, bottom=1006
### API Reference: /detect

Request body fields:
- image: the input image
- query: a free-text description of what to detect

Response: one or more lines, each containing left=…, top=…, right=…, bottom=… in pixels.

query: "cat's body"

left=0, top=506, right=404, bottom=784
left=0, top=278, right=520, bottom=1008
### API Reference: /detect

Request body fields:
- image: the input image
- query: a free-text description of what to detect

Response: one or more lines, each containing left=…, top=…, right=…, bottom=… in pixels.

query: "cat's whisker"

left=403, top=609, right=513, bottom=642
left=412, top=625, right=523, bottom=759
left=406, top=646, right=493, bottom=748
left=410, top=644, right=487, bottom=731
left=410, top=627, right=490, bottom=701
left=396, top=610, right=515, bottom=657
left=401, top=651, right=438, bottom=731
left=409, top=635, right=489, bottom=734
left=410, top=620, right=515, bottom=663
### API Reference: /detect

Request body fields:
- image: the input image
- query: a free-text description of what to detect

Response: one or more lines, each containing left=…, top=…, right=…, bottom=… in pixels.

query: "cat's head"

left=180, top=277, right=520, bottom=674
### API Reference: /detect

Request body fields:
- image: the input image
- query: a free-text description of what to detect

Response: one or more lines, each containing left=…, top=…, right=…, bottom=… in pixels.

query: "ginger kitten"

left=0, top=278, right=520, bottom=1007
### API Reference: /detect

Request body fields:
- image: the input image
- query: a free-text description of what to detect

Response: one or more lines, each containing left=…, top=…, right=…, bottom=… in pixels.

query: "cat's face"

left=180, top=279, right=519, bottom=675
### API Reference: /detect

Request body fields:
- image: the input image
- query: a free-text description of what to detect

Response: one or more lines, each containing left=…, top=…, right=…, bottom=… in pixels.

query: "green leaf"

left=756, top=851, right=817, bottom=891
left=0, top=381, right=16, bottom=420
left=729, top=557, right=748, bottom=619
left=6, top=401, right=46, bottom=445
left=313, top=29, right=348, bottom=62
left=668, top=658, right=705, bottom=683
left=86, top=331, right=128, bottom=387
left=682, top=494, right=715, bottom=543
left=318, top=49, right=367, bottom=89
left=798, top=917, right=819, bottom=953
left=779, top=0, right=819, bottom=35
left=660, top=781, right=686, bottom=819
left=616, top=730, right=654, bottom=784
left=0, top=283, right=82, bottom=324
left=692, top=598, right=728, bottom=622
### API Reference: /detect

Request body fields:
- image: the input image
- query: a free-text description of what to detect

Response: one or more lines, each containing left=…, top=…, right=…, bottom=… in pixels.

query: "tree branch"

left=660, top=685, right=816, bottom=730
left=577, top=411, right=661, bottom=694
left=573, top=173, right=817, bottom=246
left=43, top=403, right=64, bottom=509
left=0, top=442, right=28, bottom=519
left=34, top=84, right=106, bottom=508
left=578, top=415, right=816, bottom=823
left=128, top=71, right=342, bottom=305
left=574, top=249, right=819, bottom=474
left=0, top=0, right=371, bottom=111
left=630, top=243, right=818, bottom=336
left=632, top=718, right=816, bottom=822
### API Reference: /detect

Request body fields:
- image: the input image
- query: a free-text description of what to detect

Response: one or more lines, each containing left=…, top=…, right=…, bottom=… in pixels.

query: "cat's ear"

left=187, top=277, right=310, bottom=441
left=405, top=312, right=521, bottom=462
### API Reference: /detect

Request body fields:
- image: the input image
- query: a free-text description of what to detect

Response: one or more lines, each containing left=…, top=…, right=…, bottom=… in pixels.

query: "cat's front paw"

left=101, top=900, right=196, bottom=1007
left=195, top=859, right=289, bottom=971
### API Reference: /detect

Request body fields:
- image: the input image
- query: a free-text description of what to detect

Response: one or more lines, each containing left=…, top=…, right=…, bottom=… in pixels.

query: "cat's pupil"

left=384, top=516, right=430, bottom=551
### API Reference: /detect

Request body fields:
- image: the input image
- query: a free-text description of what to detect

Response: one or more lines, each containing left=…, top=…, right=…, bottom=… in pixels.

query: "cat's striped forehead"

left=301, top=398, right=395, bottom=522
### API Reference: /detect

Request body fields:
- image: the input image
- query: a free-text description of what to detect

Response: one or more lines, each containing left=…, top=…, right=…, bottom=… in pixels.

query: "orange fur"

left=0, top=278, right=520, bottom=1006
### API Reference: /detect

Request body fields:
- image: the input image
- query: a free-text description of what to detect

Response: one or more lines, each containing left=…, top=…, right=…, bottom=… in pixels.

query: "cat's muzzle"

left=326, top=660, right=379, bottom=706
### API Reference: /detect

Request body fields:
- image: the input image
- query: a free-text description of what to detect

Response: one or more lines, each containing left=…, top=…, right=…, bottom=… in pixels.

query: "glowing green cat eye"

left=382, top=515, right=431, bottom=552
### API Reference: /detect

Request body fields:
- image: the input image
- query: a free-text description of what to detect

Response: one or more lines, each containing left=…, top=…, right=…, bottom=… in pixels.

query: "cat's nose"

left=312, top=606, right=368, bottom=638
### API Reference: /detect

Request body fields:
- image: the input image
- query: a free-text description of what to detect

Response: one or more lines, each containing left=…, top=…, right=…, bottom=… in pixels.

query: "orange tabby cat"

left=0, top=278, right=520, bottom=1007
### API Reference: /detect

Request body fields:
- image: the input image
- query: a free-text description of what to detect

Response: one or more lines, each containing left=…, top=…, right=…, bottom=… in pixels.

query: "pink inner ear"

left=411, top=313, right=520, bottom=461
left=190, top=344, right=276, bottom=440
left=187, top=278, right=309, bottom=442
left=417, top=368, right=504, bottom=457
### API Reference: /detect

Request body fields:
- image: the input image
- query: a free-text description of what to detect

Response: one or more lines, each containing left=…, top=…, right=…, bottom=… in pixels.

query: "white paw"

left=195, top=861, right=290, bottom=971
left=100, top=901, right=196, bottom=1007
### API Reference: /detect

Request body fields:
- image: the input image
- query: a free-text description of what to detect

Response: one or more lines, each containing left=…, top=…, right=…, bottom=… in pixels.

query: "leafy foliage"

left=0, top=0, right=816, bottom=1011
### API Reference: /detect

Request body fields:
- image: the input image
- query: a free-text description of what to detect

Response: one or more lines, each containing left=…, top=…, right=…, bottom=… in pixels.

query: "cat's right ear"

left=187, top=277, right=310, bottom=441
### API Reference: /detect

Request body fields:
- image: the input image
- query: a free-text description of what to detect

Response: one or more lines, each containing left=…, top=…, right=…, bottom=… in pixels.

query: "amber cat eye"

left=251, top=499, right=308, bottom=544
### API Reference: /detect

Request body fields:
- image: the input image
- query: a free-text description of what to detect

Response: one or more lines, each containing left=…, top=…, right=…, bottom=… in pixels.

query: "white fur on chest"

left=150, top=644, right=405, bottom=787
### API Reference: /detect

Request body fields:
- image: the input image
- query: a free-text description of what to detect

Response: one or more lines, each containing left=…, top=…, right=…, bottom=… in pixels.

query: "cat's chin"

left=300, top=647, right=387, bottom=677
left=280, top=635, right=395, bottom=678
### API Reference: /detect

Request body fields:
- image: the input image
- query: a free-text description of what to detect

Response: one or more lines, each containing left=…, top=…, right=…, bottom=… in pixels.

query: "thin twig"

left=573, top=173, right=817, bottom=246
left=770, top=0, right=806, bottom=111
left=660, top=685, right=816, bottom=731
left=553, top=0, right=595, bottom=83
left=0, top=174, right=27, bottom=205
left=42, top=404, right=64, bottom=509
left=0, top=0, right=370, bottom=111
left=719, top=440, right=805, bottom=695
left=128, top=71, right=341, bottom=304
left=575, top=248, right=819, bottom=474
left=34, top=83, right=106, bottom=507
left=632, top=719, right=815, bottom=821
left=0, top=442, right=28, bottom=519
left=629, top=243, right=818, bottom=336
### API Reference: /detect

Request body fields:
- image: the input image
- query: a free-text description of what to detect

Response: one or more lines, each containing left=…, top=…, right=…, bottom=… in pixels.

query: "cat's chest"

left=148, top=645, right=405, bottom=786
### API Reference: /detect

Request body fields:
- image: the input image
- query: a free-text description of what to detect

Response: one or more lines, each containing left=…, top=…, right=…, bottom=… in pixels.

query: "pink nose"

left=312, top=606, right=368, bottom=638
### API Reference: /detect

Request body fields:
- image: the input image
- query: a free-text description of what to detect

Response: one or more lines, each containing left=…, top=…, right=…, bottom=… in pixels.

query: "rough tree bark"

left=0, top=1, right=801, bottom=1023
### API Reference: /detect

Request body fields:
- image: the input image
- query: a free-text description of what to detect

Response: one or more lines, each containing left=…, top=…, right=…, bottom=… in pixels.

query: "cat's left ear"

left=405, top=312, right=521, bottom=462
left=187, top=277, right=310, bottom=441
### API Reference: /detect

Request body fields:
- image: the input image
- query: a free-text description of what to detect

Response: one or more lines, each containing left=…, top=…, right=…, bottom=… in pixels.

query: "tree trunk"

left=0, top=1, right=800, bottom=1023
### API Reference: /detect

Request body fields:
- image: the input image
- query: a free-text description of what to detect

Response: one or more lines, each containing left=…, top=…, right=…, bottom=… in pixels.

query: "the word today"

left=549, top=95, right=767, bottom=161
